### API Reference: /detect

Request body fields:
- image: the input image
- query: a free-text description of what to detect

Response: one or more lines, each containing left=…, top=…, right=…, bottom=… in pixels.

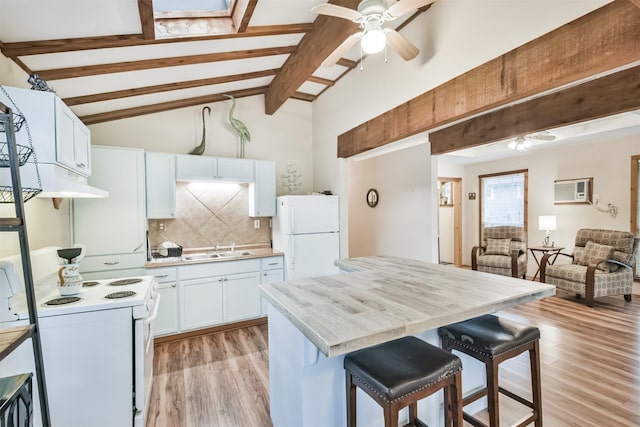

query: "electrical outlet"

left=254, top=219, right=260, bottom=229
left=158, top=222, right=165, bottom=231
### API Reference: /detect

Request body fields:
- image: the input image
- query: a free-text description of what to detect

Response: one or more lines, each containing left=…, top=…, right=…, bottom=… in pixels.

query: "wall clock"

left=366, top=189, right=379, bottom=208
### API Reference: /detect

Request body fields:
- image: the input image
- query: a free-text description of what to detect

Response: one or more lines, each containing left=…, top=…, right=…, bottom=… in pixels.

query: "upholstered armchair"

left=472, top=226, right=527, bottom=279
left=540, top=228, right=638, bottom=307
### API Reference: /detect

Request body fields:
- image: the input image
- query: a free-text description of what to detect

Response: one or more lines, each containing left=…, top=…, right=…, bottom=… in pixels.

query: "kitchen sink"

left=182, top=251, right=254, bottom=261
left=218, top=251, right=254, bottom=258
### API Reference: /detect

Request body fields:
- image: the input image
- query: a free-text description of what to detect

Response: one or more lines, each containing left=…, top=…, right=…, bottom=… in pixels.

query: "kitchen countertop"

left=145, top=246, right=283, bottom=268
left=260, top=255, right=555, bottom=357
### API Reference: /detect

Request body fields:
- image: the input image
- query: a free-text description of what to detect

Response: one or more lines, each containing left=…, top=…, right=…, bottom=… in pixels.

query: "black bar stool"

left=344, top=336, right=464, bottom=427
left=438, top=314, right=542, bottom=427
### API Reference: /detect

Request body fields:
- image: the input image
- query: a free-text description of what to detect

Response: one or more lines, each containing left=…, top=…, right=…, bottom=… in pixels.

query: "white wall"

left=89, top=95, right=314, bottom=196
left=458, top=127, right=640, bottom=277
left=312, top=0, right=609, bottom=259
left=349, top=142, right=436, bottom=261
left=0, top=53, right=72, bottom=257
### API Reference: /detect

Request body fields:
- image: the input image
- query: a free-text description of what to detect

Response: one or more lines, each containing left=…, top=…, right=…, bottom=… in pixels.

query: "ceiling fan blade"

left=311, top=4, right=362, bottom=21
left=387, top=0, right=436, bottom=19
left=383, top=29, right=419, bottom=60
left=321, top=32, right=363, bottom=67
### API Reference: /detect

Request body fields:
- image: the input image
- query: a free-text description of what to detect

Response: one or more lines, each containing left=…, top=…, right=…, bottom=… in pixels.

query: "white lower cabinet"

left=148, top=257, right=284, bottom=336
left=260, top=257, right=284, bottom=315
left=180, top=277, right=224, bottom=331
left=224, top=272, right=261, bottom=323
left=146, top=267, right=178, bottom=337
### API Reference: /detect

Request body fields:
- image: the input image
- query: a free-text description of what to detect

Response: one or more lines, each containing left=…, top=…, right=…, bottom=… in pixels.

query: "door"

left=285, top=232, right=340, bottom=280
left=180, top=277, right=223, bottom=330
left=224, top=272, right=261, bottom=322
left=438, top=178, right=462, bottom=266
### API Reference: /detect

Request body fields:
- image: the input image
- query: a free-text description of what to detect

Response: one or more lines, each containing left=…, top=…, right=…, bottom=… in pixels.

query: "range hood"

left=0, top=162, right=108, bottom=199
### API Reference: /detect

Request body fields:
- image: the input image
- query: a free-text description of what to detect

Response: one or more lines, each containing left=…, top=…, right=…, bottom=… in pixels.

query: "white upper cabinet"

left=249, top=160, right=276, bottom=217
left=175, top=154, right=217, bottom=181
left=217, top=158, right=254, bottom=182
left=175, top=154, right=254, bottom=182
left=55, top=98, right=91, bottom=175
left=145, top=152, right=176, bottom=219
left=0, top=86, right=91, bottom=177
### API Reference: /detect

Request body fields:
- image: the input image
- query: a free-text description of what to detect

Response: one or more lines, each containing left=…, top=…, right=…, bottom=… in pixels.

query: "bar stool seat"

left=439, top=314, right=542, bottom=427
left=344, top=336, right=464, bottom=427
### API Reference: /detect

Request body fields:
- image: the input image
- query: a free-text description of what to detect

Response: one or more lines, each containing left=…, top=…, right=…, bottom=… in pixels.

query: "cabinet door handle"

left=171, top=283, right=177, bottom=288
left=223, top=278, right=229, bottom=282
left=76, top=162, right=86, bottom=168
left=218, top=278, right=223, bottom=282
left=104, top=261, right=120, bottom=266
left=267, top=262, right=278, bottom=266
left=263, top=272, right=267, bottom=276
left=133, top=242, right=144, bottom=252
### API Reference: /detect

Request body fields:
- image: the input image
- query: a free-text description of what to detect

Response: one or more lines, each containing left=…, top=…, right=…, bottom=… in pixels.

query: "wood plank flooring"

left=147, top=291, right=640, bottom=427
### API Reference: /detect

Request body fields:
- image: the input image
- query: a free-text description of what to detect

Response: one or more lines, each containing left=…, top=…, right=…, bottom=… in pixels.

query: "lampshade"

left=361, top=28, right=386, bottom=54
left=538, top=215, right=557, bottom=231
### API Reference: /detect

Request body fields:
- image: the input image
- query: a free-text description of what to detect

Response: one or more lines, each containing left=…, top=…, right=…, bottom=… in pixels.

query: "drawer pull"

left=268, top=262, right=279, bottom=266
left=104, top=261, right=120, bottom=266
left=155, top=274, right=169, bottom=279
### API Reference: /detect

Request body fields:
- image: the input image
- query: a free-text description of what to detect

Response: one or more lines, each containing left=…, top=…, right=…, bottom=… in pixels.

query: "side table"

left=528, top=246, right=564, bottom=281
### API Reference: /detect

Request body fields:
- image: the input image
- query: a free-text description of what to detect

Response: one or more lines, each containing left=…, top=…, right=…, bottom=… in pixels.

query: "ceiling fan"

left=508, top=131, right=556, bottom=151
left=311, top=0, right=436, bottom=67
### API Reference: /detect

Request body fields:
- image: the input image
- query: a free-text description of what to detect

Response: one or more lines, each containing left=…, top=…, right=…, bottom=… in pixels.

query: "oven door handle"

left=144, top=291, right=162, bottom=325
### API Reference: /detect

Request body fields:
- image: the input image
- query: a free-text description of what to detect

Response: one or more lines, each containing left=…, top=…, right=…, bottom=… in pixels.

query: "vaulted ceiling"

left=0, top=0, right=428, bottom=125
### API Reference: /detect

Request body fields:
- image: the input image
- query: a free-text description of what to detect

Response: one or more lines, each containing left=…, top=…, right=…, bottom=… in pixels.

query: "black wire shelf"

left=0, top=186, right=41, bottom=203
left=0, top=142, right=33, bottom=167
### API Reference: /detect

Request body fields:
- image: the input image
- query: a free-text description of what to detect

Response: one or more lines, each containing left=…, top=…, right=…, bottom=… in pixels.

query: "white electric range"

left=0, top=248, right=160, bottom=427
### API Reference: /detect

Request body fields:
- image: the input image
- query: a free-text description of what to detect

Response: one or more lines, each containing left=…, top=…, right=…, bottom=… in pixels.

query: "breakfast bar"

left=260, top=256, right=555, bottom=427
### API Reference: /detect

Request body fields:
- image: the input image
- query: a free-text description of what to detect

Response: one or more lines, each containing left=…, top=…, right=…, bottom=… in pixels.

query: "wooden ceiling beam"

left=338, top=0, right=640, bottom=158
left=64, top=68, right=278, bottom=106
left=429, top=65, right=640, bottom=155
left=263, top=2, right=432, bottom=115
left=264, top=0, right=361, bottom=115
left=233, top=0, right=258, bottom=33
left=307, top=76, right=335, bottom=86
left=0, top=24, right=313, bottom=56
left=80, top=86, right=267, bottom=125
left=291, top=92, right=317, bottom=102
left=137, top=0, right=155, bottom=40
left=35, top=46, right=296, bottom=81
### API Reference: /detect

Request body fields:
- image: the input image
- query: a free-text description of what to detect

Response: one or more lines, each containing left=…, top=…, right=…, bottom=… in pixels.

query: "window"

left=479, top=170, right=528, bottom=228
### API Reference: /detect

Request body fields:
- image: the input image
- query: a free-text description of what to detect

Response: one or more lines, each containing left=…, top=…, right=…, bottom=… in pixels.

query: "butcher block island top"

left=260, top=256, right=555, bottom=357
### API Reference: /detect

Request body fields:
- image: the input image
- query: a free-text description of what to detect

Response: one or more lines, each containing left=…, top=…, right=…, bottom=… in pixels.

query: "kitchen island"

left=260, top=256, right=555, bottom=427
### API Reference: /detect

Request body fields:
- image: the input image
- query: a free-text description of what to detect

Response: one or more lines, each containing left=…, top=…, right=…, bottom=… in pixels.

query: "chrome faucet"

left=231, top=243, right=235, bottom=253
left=215, top=242, right=220, bottom=252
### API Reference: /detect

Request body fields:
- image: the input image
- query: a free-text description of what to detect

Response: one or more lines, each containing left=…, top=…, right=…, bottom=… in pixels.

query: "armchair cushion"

left=581, top=241, right=614, bottom=271
left=485, top=238, right=511, bottom=256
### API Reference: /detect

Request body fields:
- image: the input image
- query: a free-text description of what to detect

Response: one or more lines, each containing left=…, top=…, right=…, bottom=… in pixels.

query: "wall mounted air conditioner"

left=553, top=178, right=592, bottom=204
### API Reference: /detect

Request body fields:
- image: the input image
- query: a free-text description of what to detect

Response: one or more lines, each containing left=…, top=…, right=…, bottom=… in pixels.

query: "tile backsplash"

left=148, top=182, right=271, bottom=250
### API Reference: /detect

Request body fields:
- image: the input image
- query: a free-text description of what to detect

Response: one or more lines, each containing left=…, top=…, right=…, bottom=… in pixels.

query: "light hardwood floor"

left=147, top=291, right=640, bottom=427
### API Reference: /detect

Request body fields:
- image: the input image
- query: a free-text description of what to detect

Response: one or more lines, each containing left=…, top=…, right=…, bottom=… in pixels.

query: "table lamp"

left=539, top=215, right=557, bottom=247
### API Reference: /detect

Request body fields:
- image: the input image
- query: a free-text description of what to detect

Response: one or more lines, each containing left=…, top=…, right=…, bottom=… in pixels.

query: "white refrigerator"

left=272, top=195, right=340, bottom=280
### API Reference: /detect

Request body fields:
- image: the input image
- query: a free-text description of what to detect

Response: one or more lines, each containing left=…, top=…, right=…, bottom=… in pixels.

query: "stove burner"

left=43, top=296, right=82, bottom=306
left=104, top=291, right=136, bottom=299
left=83, top=281, right=100, bottom=287
left=108, top=278, right=143, bottom=286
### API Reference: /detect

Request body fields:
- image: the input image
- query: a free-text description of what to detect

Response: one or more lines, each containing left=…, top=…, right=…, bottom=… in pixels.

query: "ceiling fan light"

left=361, top=28, right=386, bottom=54
left=523, top=139, right=532, bottom=148
left=508, top=141, right=517, bottom=150
left=517, top=142, right=526, bottom=151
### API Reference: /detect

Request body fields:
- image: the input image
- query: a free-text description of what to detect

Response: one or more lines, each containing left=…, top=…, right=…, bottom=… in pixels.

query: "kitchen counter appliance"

left=0, top=247, right=160, bottom=427
left=272, top=195, right=340, bottom=280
